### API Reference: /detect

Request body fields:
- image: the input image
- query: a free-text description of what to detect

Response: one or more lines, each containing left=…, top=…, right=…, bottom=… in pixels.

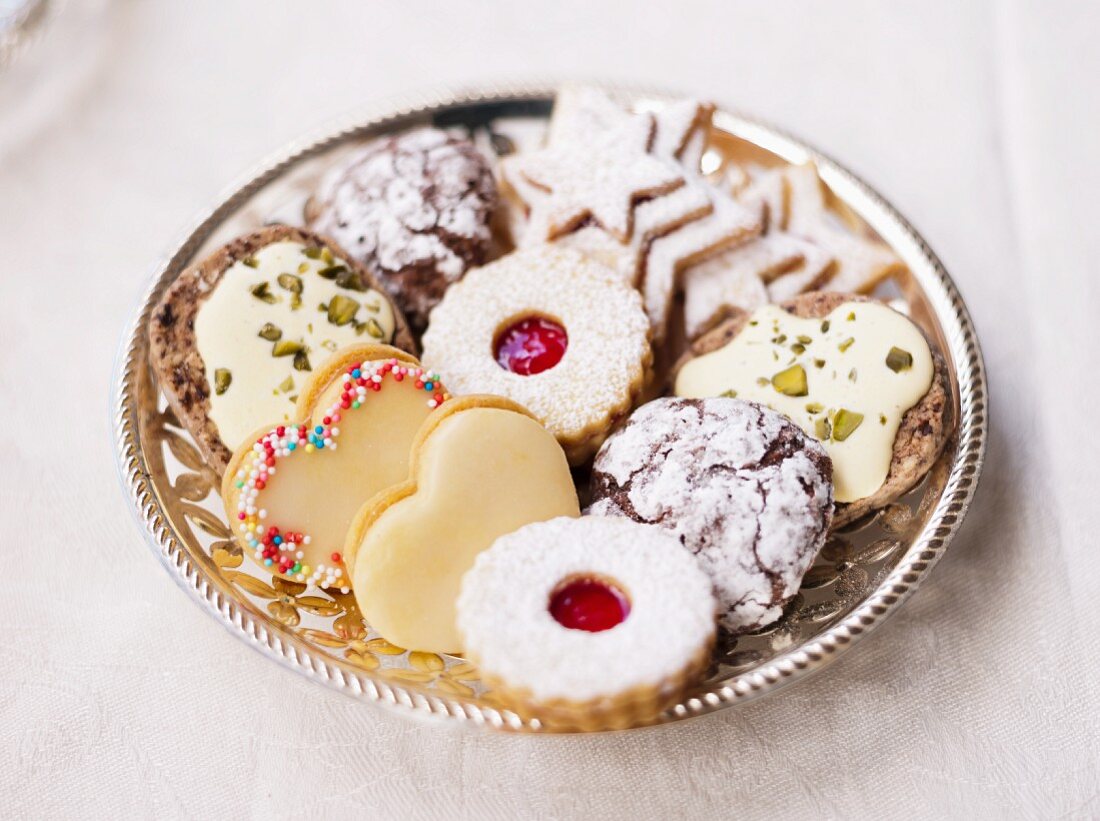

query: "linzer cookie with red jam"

left=420, top=245, right=652, bottom=465
left=221, top=344, right=449, bottom=589
left=456, top=516, right=716, bottom=730
left=588, top=397, right=834, bottom=635
left=307, top=128, right=498, bottom=331
left=149, top=226, right=414, bottom=474
left=674, top=293, right=950, bottom=526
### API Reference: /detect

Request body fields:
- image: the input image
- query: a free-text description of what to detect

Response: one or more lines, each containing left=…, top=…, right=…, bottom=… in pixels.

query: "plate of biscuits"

left=114, top=83, right=987, bottom=732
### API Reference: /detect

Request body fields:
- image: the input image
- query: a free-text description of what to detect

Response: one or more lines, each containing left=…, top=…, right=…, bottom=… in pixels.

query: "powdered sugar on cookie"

left=589, top=397, right=834, bottom=634
left=421, top=246, right=651, bottom=465
left=309, top=127, right=497, bottom=328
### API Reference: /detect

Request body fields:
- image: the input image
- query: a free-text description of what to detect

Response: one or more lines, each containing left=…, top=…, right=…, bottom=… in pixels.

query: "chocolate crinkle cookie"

left=308, top=127, right=497, bottom=331
left=588, top=397, right=834, bottom=634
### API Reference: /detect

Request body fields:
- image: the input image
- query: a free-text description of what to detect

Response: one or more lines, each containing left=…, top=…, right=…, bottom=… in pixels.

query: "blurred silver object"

left=0, top=0, right=49, bottom=70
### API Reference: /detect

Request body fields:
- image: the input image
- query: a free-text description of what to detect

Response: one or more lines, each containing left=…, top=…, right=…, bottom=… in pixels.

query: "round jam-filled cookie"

left=222, top=345, right=449, bottom=589
left=149, top=226, right=414, bottom=473
left=307, top=128, right=498, bottom=331
left=588, top=397, right=834, bottom=634
left=421, top=246, right=652, bottom=465
left=674, top=293, right=950, bottom=526
left=347, top=396, right=581, bottom=654
left=457, top=516, right=716, bottom=731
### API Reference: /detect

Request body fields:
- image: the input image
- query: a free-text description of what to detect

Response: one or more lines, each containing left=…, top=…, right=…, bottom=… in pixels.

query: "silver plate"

left=112, top=83, right=988, bottom=732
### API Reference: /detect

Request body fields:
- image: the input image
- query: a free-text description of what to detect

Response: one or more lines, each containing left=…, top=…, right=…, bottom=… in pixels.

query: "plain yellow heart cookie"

left=346, top=395, right=581, bottom=654
left=221, top=343, right=448, bottom=589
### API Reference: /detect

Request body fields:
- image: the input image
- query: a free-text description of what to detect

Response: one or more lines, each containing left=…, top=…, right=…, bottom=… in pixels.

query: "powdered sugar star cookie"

left=421, top=246, right=651, bottom=465
left=784, top=162, right=904, bottom=293
left=683, top=233, right=834, bottom=339
left=513, top=115, right=683, bottom=243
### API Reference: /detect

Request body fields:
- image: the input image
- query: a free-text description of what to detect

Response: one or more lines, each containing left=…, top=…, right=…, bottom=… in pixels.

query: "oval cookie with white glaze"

left=673, top=292, right=951, bottom=527
left=149, top=226, right=415, bottom=474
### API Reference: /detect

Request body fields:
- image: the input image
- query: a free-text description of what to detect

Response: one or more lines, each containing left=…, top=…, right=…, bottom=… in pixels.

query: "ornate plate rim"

left=111, top=81, right=988, bottom=732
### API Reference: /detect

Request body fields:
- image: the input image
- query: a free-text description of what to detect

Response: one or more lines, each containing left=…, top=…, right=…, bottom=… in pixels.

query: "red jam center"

left=549, top=578, right=630, bottom=633
left=494, top=316, right=568, bottom=376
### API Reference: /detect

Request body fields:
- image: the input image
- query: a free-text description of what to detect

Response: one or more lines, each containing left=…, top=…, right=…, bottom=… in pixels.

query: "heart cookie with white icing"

left=221, top=344, right=449, bottom=589
left=346, top=395, right=580, bottom=654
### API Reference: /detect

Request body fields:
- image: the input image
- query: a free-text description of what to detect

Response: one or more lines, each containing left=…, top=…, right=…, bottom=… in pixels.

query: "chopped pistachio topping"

left=838, top=337, right=855, bottom=352
left=250, top=282, right=276, bottom=304
left=797, top=335, right=813, bottom=345
left=321, top=247, right=335, bottom=265
left=272, top=339, right=304, bottom=357
left=317, top=264, right=348, bottom=281
left=297, top=262, right=309, bottom=274
left=277, top=273, right=303, bottom=293
left=848, top=368, right=858, bottom=382
left=771, top=334, right=788, bottom=344
left=358, top=318, right=384, bottom=339
left=805, top=402, right=824, bottom=414
left=847, top=311, right=856, bottom=321
left=293, top=350, right=312, bottom=372
left=719, top=389, right=738, bottom=398
left=335, top=268, right=366, bottom=292
left=791, top=343, right=806, bottom=355
left=814, top=358, right=826, bottom=369
left=327, top=294, right=359, bottom=326
left=242, top=256, right=259, bottom=268
left=277, top=375, right=294, bottom=393
left=879, top=413, right=888, bottom=425
left=214, top=368, right=232, bottom=395
left=771, top=364, right=809, bottom=397
left=831, top=409, right=864, bottom=442
left=885, top=346, right=914, bottom=372
left=257, top=323, right=282, bottom=342
left=302, top=246, right=322, bottom=259
left=815, top=417, right=832, bottom=440
left=756, top=377, right=769, bottom=387
left=320, top=339, right=338, bottom=352
left=288, top=394, right=298, bottom=403
left=820, top=320, right=831, bottom=333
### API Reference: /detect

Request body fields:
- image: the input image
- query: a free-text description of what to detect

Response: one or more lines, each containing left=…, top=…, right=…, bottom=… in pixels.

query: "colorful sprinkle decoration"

left=232, top=358, right=448, bottom=588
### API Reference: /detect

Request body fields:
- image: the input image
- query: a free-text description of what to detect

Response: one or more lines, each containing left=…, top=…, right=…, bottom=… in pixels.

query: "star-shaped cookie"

left=510, top=114, right=684, bottom=242
left=784, top=162, right=904, bottom=293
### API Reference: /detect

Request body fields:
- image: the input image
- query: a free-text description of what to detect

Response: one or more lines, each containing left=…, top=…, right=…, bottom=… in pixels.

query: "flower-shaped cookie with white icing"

left=421, top=246, right=652, bottom=464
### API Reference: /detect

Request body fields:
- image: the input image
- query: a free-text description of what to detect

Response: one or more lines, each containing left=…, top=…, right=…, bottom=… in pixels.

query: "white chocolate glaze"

left=195, top=240, right=396, bottom=449
left=675, top=302, right=933, bottom=502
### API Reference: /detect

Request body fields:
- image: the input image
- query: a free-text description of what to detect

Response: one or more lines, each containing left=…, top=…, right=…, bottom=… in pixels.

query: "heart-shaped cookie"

left=221, top=344, right=449, bottom=589
left=346, top=395, right=581, bottom=654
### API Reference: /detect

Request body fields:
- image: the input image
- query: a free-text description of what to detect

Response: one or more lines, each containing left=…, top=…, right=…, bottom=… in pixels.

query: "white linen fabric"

left=0, top=1, right=1097, bottom=818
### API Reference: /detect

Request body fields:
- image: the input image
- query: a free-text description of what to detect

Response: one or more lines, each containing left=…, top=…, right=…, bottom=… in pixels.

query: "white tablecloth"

left=2, top=1, right=1097, bottom=817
